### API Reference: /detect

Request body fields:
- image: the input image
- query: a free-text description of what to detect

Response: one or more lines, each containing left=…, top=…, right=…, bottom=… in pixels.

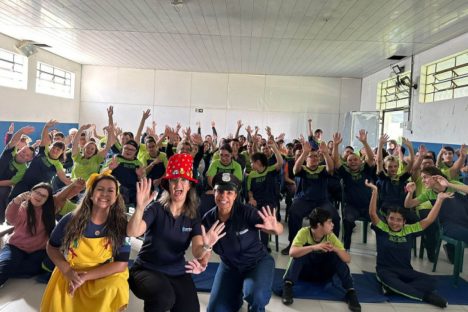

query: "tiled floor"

left=1, top=219, right=467, bottom=311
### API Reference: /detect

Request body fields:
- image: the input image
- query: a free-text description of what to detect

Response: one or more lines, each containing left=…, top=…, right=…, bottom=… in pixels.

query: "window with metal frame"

left=376, top=71, right=411, bottom=110
left=0, top=48, right=28, bottom=90
left=36, top=61, right=75, bottom=99
left=420, top=49, right=468, bottom=103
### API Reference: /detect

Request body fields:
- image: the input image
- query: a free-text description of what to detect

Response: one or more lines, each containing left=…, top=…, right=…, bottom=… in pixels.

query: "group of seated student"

left=0, top=108, right=467, bottom=311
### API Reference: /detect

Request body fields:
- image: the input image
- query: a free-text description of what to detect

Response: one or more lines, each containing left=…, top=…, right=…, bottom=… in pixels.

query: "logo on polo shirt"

left=389, top=235, right=407, bottom=243
left=182, top=226, right=192, bottom=232
left=236, top=228, right=249, bottom=236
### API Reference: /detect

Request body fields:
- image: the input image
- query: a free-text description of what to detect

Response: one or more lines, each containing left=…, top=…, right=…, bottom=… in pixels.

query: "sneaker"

left=423, top=292, right=447, bottom=308
left=282, top=281, right=294, bottom=305
left=345, top=289, right=361, bottom=312
left=281, top=245, right=291, bottom=256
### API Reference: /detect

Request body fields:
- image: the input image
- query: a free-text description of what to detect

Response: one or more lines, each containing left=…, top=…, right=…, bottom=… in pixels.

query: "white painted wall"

left=81, top=67, right=362, bottom=141
left=361, top=32, right=468, bottom=144
left=0, top=33, right=81, bottom=123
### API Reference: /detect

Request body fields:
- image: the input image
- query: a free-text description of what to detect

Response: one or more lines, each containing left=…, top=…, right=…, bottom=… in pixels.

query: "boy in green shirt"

left=282, top=208, right=361, bottom=312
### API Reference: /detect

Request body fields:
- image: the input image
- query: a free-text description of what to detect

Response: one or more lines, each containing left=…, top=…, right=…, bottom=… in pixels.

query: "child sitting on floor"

left=281, top=208, right=361, bottom=312
left=365, top=179, right=449, bottom=308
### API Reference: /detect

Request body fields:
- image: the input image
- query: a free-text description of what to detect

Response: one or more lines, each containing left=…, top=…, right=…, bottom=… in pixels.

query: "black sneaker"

left=282, top=281, right=294, bottom=305
left=281, top=245, right=291, bottom=256
left=345, top=289, right=361, bottom=312
left=423, top=292, right=447, bottom=308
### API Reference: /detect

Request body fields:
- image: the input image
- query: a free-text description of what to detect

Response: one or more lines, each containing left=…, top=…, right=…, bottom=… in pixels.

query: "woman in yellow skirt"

left=41, top=172, right=130, bottom=312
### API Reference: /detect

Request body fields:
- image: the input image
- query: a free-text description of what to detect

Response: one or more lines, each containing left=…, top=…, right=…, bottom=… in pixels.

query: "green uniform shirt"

left=292, top=226, right=344, bottom=250
left=71, top=153, right=105, bottom=180
left=206, top=159, right=243, bottom=181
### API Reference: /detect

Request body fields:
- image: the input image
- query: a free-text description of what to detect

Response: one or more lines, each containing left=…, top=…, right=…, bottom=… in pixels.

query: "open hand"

left=185, top=258, right=207, bottom=275
left=202, top=220, right=226, bottom=248
left=255, top=206, right=279, bottom=233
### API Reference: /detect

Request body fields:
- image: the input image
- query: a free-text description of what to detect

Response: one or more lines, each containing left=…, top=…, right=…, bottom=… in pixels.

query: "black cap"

left=212, top=173, right=241, bottom=191
left=124, top=139, right=139, bottom=151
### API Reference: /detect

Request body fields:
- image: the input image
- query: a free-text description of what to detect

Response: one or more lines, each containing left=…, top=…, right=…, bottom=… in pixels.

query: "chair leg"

left=453, top=242, right=461, bottom=286
left=460, top=244, right=465, bottom=273
left=432, top=237, right=442, bottom=272
left=419, top=236, right=425, bottom=259
left=362, top=221, right=368, bottom=244
left=275, top=234, right=279, bottom=252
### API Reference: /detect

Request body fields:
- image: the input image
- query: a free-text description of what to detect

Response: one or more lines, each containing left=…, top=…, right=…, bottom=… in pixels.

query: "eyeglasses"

left=123, top=146, right=137, bottom=152
left=220, top=153, right=231, bottom=157
left=33, top=189, right=49, bottom=199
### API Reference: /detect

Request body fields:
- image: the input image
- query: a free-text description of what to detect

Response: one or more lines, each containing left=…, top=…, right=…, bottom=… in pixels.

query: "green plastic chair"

left=432, top=229, right=467, bottom=286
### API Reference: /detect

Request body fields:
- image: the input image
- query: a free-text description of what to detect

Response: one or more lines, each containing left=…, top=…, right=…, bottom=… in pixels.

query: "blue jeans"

left=207, top=255, right=275, bottom=312
left=0, top=244, right=47, bottom=286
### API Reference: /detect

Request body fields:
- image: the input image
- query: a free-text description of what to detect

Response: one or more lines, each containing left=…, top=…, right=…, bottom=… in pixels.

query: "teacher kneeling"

left=202, top=172, right=283, bottom=312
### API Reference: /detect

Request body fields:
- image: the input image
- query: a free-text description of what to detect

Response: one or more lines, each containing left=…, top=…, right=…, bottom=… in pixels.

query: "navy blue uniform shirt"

left=376, top=171, right=411, bottom=208
left=135, top=202, right=202, bottom=276
left=372, top=220, right=422, bottom=270
left=202, top=203, right=267, bottom=272
left=295, top=165, right=330, bottom=202
left=337, top=163, right=376, bottom=209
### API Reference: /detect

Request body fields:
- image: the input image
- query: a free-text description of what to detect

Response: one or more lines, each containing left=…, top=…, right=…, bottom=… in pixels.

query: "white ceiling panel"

left=1, top=0, right=468, bottom=78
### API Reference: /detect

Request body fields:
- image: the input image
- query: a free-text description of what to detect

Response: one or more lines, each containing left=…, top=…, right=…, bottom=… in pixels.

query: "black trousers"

left=129, top=264, right=200, bottom=312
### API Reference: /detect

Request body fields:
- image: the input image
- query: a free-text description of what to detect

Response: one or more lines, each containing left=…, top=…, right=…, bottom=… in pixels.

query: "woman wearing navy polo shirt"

left=202, top=172, right=283, bottom=312
left=127, top=153, right=225, bottom=312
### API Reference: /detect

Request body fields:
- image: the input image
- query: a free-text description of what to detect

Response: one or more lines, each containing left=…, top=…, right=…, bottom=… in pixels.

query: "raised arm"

left=41, top=120, right=58, bottom=147
left=364, top=179, right=380, bottom=225
left=72, top=124, right=91, bottom=156
left=403, top=182, right=421, bottom=208
left=234, top=120, right=243, bottom=139
left=135, top=109, right=151, bottom=144
left=307, top=119, right=313, bottom=138
left=412, top=144, right=427, bottom=181
left=53, top=179, right=85, bottom=213
left=91, top=125, right=103, bottom=140
left=436, top=147, right=446, bottom=168
left=401, top=137, right=414, bottom=173
left=127, top=178, right=155, bottom=237
left=447, top=144, right=466, bottom=179
left=376, top=134, right=389, bottom=174
left=332, top=132, right=343, bottom=169
left=435, top=174, right=468, bottom=193
left=6, top=126, right=35, bottom=149
left=356, top=129, right=375, bottom=167
left=269, top=138, right=284, bottom=171
left=98, top=125, right=116, bottom=158
left=4, top=122, right=14, bottom=145
left=318, top=141, right=334, bottom=174
left=419, top=192, right=453, bottom=229
left=245, top=125, right=253, bottom=143
left=293, top=141, right=311, bottom=175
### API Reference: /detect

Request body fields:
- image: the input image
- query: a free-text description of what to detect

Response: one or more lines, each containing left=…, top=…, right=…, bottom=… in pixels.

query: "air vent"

left=387, top=55, right=406, bottom=60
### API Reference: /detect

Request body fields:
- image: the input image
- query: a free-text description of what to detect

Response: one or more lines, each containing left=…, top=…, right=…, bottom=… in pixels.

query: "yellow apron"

left=41, top=236, right=129, bottom=312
